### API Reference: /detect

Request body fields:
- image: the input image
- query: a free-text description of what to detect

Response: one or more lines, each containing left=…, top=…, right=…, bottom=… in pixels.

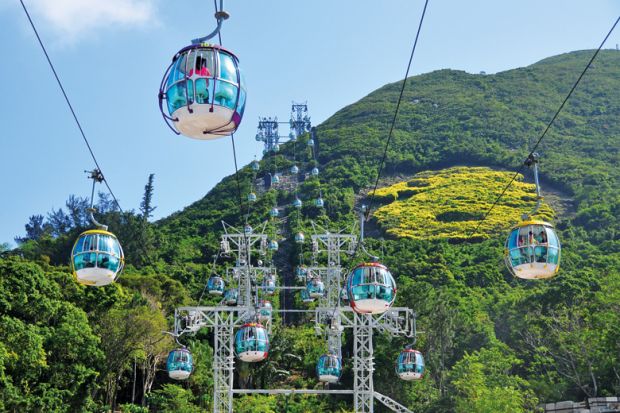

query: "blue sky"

left=1, top=0, right=619, bottom=245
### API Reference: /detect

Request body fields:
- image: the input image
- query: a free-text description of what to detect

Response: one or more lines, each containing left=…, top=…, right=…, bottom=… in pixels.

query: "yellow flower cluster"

left=372, top=167, right=555, bottom=240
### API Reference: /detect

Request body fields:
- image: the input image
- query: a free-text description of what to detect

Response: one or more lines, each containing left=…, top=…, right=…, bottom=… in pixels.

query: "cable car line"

left=466, top=14, right=620, bottom=239
left=230, top=133, right=247, bottom=222
left=364, top=0, right=430, bottom=222
left=18, top=0, right=124, bottom=214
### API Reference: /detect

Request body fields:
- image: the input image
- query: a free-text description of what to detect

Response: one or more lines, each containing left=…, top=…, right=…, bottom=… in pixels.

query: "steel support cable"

left=364, top=0, right=430, bottom=221
left=230, top=133, right=246, bottom=224
left=211, top=0, right=245, bottom=225
left=19, top=0, right=124, bottom=214
left=467, top=14, right=620, bottom=239
left=343, top=0, right=429, bottom=274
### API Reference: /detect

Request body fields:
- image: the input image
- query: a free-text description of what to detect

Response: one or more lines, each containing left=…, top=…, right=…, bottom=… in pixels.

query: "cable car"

left=293, top=197, right=303, bottom=208
left=295, top=232, right=305, bottom=244
left=315, top=197, right=324, bottom=208
left=257, top=300, right=272, bottom=322
left=291, top=165, right=299, bottom=174
left=311, top=167, right=319, bottom=176
left=268, top=240, right=279, bottom=251
left=235, top=322, right=269, bottom=362
left=167, top=347, right=193, bottom=380
left=316, top=353, right=342, bottom=383
left=159, top=43, right=246, bottom=140
left=340, top=286, right=349, bottom=303
left=272, top=175, right=280, bottom=184
left=289, top=131, right=296, bottom=141
left=306, top=278, right=325, bottom=298
left=223, top=288, right=238, bottom=306
left=244, top=224, right=253, bottom=235
left=346, top=262, right=396, bottom=314
left=262, top=275, right=276, bottom=295
left=300, top=288, right=315, bottom=303
left=296, top=266, right=307, bottom=282
left=207, top=275, right=225, bottom=296
left=248, top=192, right=257, bottom=203
left=270, top=208, right=279, bottom=218
left=307, top=138, right=315, bottom=147
left=396, top=348, right=424, bottom=381
left=504, top=220, right=561, bottom=279
left=251, top=160, right=260, bottom=172
left=71, top=229, right=125, bottom=286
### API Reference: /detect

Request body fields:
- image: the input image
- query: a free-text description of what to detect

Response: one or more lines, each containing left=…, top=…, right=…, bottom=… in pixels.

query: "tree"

left=65, top=195, right=91, bottom=228
left=140, top=174, right=156, bottom=222
left=14, top=214, right=47, bottom=244
left=95, top=301, right=169, bottom=410
left=148, top=384, right=203, bottom=413
left=47, top=208, right=72, bottom=237
left=97, top=191, right=119, bottom=214
left=450, top=345, right=536, bottom=413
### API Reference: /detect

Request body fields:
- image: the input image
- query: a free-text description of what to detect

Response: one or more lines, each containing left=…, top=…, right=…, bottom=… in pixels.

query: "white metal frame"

left=174, top=222, right=415, bottom=413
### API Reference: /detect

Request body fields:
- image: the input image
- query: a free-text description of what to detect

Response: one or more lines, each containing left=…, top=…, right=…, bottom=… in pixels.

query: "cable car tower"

left=256, top=101, right=312, bottom=155
left=174, top=211, right=418, bottom=412
left=289, top=101, right=311, bottom=139
left=308, top=217, right=418, bottom=413
left=255, top=117, right=280, bottom=154
left=175, top=220, right=279, bottom=412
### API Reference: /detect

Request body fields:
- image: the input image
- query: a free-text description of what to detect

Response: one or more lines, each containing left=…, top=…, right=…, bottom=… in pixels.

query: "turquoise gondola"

left=235, top=323, right=269, bottom=362
left=346, top=262, right=396, bottom=314
left=167, top=347, right=193, bottom=380
left=396, top=348, right=424, bottom=381
left=316, top=353, right=342, bottom=383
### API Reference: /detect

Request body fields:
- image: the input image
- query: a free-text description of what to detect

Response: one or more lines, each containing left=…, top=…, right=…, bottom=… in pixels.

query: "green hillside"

left=3, top=50, right=620, bottom=412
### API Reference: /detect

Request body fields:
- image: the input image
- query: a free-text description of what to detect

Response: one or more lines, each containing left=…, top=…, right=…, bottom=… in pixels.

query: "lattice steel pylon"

left=174, top=218, right=416, bottom=413
left=255, top=116, right=280, bottom=154
left=290, top=101, right=311, bottom=139
left=175, top=220, right=277, bottom=413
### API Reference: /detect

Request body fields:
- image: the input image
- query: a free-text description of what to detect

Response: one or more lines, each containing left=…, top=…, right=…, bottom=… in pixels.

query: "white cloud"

left=24, top=0, right=157, bottom=42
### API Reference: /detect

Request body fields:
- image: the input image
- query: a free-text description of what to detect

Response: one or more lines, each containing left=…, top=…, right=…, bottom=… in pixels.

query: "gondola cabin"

left=167, top=347, right=193, bottom=380
left=251, top=160, right=260, bottom=171
left=268, top=240, right=279, bottom=251
left=159, top=44, right=246, bottom=139
left=300, top=288, right=315, bottom=303
left=346, top=262, right=396, bottom=314
left=315, top=197, right=324, bottom=208
left=311, top=167, right=319, bottom=176
left=291, top=165, right=299, bottom=174
left=396, top=348, right=424, bottom=381
left=270, top=208, right=280, bottom=218
left=295, top=232, right=305, bottom=244
left=316, top=354, right=342, bottom=383
left=235, top=323, right=269, bottom=362
left=223, top=289, right=238, bottom=306
left=248, top=192, right=257, bottom=203
left=262, top=275, right=276, bottom=295
left=293, top=197, right=303, bottom=208
left=296, top=266, right=307, bottom=282
left=257, top=300, right=272, bottom=322
left=306, top=278, right=325, bottom=298
left=207, top=275, right=225, bottom=296
left=504, top=220, right=561, bottom=279
left=71, top=229, right=125, bottom=286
